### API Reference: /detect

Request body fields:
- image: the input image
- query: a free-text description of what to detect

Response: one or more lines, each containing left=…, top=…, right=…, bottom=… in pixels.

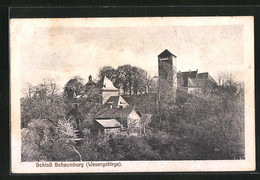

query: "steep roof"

left=187, top=78, right=208, bottom=87
left=158, top=49, right=177, bottom=58
left=197, top=72, right=208, bottom=78
left=198, top=73, right=217, bottom=85
left=120, top=96, right=132, bottom=105
left=104, top=96, right=129, bottom=107
left=96, top=119, right=121, bottom=128
left=96, top=76, right=118, bottom=90
left=177, top=70, right=218, bottom=88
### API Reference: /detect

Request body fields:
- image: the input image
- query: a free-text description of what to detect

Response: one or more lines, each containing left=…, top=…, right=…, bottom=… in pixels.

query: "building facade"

left=158, top=49, right=217, bottom=96
left=83, top=75, right=143, bottom=135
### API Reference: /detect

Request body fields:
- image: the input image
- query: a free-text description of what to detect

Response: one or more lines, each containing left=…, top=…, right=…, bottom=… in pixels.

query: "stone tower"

left=158, top=49, right=177, bottom=101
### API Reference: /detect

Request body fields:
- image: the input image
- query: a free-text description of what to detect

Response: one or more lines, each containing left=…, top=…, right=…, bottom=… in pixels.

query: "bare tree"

left=56, top=117, right=82, bottom=161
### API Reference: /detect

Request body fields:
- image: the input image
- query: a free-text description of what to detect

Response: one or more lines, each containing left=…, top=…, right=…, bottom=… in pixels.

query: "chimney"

left=89, top=75, right=92, bottom=81
left=189, top=70, right=191, bottom=73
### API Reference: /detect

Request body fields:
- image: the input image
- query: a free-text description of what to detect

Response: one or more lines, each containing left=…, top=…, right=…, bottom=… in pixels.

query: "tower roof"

left=158, top=49, right=177, bottom=58
left=85, top=75, right=96, bottom=86
left=97, top=76, right=118, bottom=90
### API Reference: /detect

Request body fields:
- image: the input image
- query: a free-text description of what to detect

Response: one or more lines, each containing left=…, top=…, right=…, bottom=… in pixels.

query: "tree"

left=217, top=73, right=226, bottom=86
left=21, top=80, right=68, bottom=128
left=144, top=74, right=155, bottom=94
left=64, top=76, right=84, bottom=99
left=149, top=76, right=245, bottom=160
left=55, top=117, right=82, bottom=161
left=148, top=76, right=159, bottom=94
left=132, top=67, right=147, bottom=95
left=98, top=66, right=118, bottom=85
left=98, top=65, right=152, bottom=96
left=117, top=65, right=134, bottom=95
left=44, top=78, right=59, bottom=96
left=216, top=73, right=241, bottom=96
left=21, top=119, right=55, bottom=161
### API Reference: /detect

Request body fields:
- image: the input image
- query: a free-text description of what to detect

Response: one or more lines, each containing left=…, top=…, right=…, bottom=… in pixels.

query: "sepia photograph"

left=10, top=16, right=255, bottom=173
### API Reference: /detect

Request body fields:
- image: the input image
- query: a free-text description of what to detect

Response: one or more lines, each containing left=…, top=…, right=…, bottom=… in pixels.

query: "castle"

left=73, top=49, right=217, bottom=135
left=158, top=49, right=217, bottom=98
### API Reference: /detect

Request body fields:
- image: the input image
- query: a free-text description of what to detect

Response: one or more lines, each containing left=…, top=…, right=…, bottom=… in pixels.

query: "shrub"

left=21, top=119, right=54, bottom=161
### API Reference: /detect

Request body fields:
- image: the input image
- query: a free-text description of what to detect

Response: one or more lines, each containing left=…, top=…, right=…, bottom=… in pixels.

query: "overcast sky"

left=10, top=18, right=246, bottom=92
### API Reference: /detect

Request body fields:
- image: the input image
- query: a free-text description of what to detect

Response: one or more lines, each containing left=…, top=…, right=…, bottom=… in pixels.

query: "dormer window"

left=107, top=101, right=113, bottom=109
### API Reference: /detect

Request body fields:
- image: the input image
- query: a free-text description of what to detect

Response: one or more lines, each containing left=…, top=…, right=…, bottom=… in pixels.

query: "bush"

left=21, top=79, right=244, bottom=161
left=150, top=88, right=245, bottom=160
left=21, top=119, right=54, bottom=161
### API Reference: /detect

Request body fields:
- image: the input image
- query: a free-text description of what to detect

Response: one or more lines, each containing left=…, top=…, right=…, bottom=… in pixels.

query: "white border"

left=10, top=16, right=255, bottom=173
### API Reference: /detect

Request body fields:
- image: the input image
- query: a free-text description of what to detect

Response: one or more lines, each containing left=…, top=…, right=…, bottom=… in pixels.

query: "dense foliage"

left=21, top=73, right=244, bottom=161
left=99, top=65, right=155, bottom=95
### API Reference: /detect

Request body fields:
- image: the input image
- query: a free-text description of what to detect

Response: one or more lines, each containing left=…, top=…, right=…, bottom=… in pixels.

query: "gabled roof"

left=95, top=106, right=141, bottom=119
left=197, top=72, right=208, bottom=78
left=178, top=70, right=198, bottom=79
left=187, top=78, right=208, bottom=87
left=104, top=96, right=129, bottom=107
left=96, top=76, right=118, bottom=90
left=85, top=79, right=96, bottom=86
left=158, top=49, right=177, bottom=58
left=120, top=96, right=132, bottom=105
left=197, top=72, right=218, bottom=85
left=96, top=119, right=121, bottom=128
left=187, top=78, right=218, bottom=88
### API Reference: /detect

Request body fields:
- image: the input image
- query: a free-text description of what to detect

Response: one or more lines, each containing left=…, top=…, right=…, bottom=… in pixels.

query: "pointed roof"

left=158, top=49, right=177, bottom=58
left=96, top=76, right=118, bottom=90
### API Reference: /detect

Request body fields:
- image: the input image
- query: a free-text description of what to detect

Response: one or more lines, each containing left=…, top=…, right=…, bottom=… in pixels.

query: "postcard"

left=10, top=16, right=255, bottom=173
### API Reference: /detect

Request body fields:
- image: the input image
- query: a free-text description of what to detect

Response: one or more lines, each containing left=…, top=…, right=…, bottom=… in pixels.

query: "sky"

left=10, top=17, right=246, bottom=93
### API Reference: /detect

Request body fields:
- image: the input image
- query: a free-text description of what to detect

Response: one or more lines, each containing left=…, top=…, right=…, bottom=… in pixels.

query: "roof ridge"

left=95, top=108, right=111, bottom=117
left=158, top=49, right=177, bottom=58
left=111, top=107, right=122, bottom=115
